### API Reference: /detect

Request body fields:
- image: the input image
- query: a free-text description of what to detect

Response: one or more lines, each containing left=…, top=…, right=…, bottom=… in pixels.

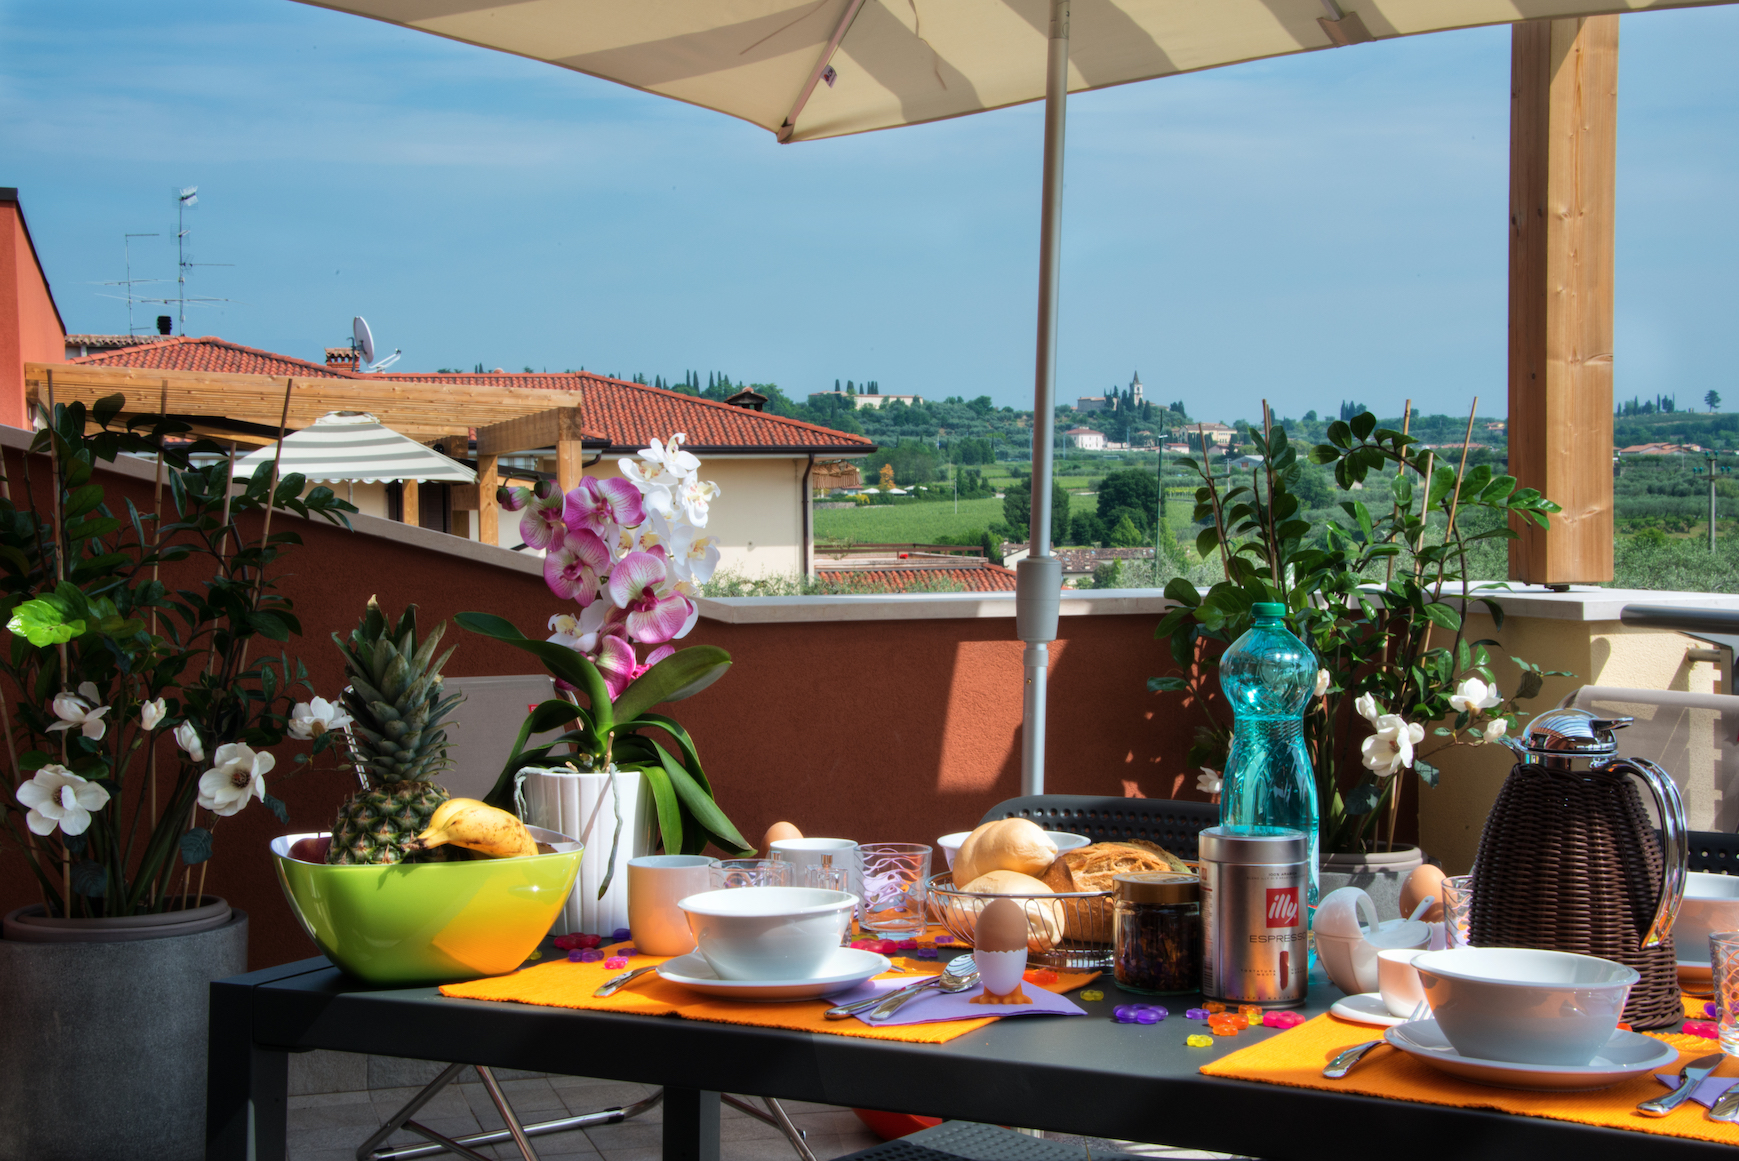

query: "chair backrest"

left=1566, top=685, right=1739, bottom=832
left=438, top=674, right=559, bottom=801
left=1689, top=829, right=1739, bottom=876
left=979, top=794, right=1219, bottom=860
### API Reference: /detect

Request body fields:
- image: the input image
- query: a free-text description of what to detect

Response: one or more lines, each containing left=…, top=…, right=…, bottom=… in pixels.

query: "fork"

left=1322, top=1000, right=1428, bottom=1078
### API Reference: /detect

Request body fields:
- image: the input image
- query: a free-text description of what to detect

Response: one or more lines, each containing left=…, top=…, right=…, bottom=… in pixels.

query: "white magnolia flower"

left=197, top=743, right=275, bottom=817
left=1314, top=669, right=1331, bottom=698
left=1450, top=677, right=1502, bottom=715
left=1354, top=693, right=1382, bottom=723
left=1483, top=718, right=1509, bottom=744
left=140, top=697, right=167, bottom=731
left=174, top=721, right=205, bottom=764
left=1362, top=714, right=1426, bottom=777
left=17, top=764, right=110, bottom=836
left=1196, top=767, right=1223, bottom=796
left=47, top=683, right=109, bottom=741
left=287, top=697, right=352, bottom=741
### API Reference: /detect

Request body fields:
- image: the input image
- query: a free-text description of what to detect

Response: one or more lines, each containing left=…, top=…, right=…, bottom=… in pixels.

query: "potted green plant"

left=0, top=393, right=354, bottom=1161
left=1150, top=408, right=1565, bottom=908
left=459, top=434, right=752, bottom=935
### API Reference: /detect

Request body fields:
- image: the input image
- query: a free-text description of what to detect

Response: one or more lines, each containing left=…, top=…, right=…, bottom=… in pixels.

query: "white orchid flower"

left=1354, top=693, right=1382, bottom=723
left=667, top=524, right=721, bottom=586
left=48, top=683, right=110, bottom=741
left=1314, top=669, right=1331, bottom=698
left=1483, top=718, right=1509, bottom=744
left=1196, top=768, right=1223, bottom=796
left=675, top=477, right=720, bottom=526
left=140, top=697, right=167, bottom=731
left=197, top=743, right=275, bottom=817
left=17, top=764, right=110, bottom=836
left=1450, top=677, right=1503, bottom=715
left=1361, top=714, right=1426, bottom=777
left=174, top=721, right=205, bottom=764
left=287, top=697, right=352, bottom=741
left=637, top=433, right=700, bottom=482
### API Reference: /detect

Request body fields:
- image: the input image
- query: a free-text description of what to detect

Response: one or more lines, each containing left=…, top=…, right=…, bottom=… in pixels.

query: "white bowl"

left=678, top=887, right=856, bottom=982
left=935, top=830, right=1091, bottom=870
left=1412, top=947, right=1638, bottom=1067
left=1674, top=872, right=1739, bottom=966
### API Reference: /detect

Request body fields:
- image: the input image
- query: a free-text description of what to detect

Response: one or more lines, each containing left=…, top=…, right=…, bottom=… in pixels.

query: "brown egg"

left=977, top=897, right=1029, bottom=954
left=1400, top=863, right=1447, bottom=923
left=761, top=821, right=802, bottom=856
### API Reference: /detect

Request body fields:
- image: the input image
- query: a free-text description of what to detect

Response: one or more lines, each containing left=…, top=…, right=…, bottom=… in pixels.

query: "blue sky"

left=4, top=2, right=1736, bottom=421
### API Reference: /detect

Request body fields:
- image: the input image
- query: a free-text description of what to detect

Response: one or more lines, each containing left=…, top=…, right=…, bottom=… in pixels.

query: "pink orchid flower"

left=497, top=486, right=531, bottom=513
left=596, top=639, right=676, bottom=701
left=607, top=549, right=697, bottom=644
left=545, top=530, right=611, bottom=606
left=564, top=476, right=646, bottom=538
left=520, top=485, right=568, bottom=551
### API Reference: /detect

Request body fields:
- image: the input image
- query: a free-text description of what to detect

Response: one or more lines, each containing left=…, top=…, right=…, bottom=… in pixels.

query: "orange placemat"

left=1199, top=1013, right=1739, bottom=1146
left=441, top=944, right=1099, bottom=1045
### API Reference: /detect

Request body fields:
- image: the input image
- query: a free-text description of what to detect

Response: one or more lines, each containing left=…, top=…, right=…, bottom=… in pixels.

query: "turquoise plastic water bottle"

left=1219, top=602, right=1320, bottom=907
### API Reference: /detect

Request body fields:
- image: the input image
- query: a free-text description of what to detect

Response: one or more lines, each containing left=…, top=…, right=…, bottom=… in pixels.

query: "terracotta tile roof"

left=69, top=335, right=357, bottom=379
left=816, top=562, right=1018, bottom=593
left=377, top=371, right=873, bottom=454
left=65, top=336, right=872, bottom=453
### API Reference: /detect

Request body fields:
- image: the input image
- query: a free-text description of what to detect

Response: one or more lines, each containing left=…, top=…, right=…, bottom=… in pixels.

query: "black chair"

left=979, top=794, right=1218, bottom=859
left=1689, top=829, right=1739, bottom=875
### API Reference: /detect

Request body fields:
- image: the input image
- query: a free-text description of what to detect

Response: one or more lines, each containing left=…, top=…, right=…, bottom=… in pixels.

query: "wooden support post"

left=399, top=478, right=419, bottom=527
left=1507, top=16, right=1617, bottom=584
left=478, top=454, right=499, bottom=546
left=556, top=437, right=585, bottom=495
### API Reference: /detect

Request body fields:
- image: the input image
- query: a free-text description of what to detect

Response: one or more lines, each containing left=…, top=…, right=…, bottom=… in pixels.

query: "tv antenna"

left=93, top=232, right=165, bottom=334
left=352, top=317, right=401, bottom=372
left=139, top=186, right=238, bottom=334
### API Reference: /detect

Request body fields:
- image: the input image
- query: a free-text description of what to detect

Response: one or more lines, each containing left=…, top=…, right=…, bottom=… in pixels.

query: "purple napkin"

left=1654, top=1073, right=1739, bottom=1109
left=828, top=977, right=1086, bottom=1027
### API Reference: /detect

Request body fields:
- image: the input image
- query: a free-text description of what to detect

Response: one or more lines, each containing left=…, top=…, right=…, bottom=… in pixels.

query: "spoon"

left=825, top=954, right=975, bottom=1020
left=868, top=955, right=979, bottom=1021
left=1407, top=895, right=1435, bottom=923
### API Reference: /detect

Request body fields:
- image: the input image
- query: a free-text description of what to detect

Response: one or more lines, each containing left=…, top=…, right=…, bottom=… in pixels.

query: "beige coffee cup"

left=627, top=855, right=716, bottom=956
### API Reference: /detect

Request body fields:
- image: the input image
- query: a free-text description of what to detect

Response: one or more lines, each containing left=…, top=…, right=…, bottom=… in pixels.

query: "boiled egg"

left=1400, top=863, right=1447, bottom=923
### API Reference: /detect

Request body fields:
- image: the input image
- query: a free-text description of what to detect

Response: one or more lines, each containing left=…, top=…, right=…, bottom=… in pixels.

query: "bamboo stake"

left=148, top=380, right=167, bottom=828
left=1384, top=402, right=1413, bottom=587
left=1197, top=425, right=1231, bottom=581
left=1260, top=401, right=1281, bottom=589
left=204, top=445, right=238, bottom=679
left=234, top=379, right=294, bottom=675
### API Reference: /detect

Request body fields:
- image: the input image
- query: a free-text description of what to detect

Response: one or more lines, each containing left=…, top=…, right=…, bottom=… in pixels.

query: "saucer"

left=1384, top=1019, right=1677, bottom=1091
left=656, top=947, right=891, bottom=1001
left=1329, top=993, right=1410, bottom=1027
left=1678, top=959, right=1714, bottom=995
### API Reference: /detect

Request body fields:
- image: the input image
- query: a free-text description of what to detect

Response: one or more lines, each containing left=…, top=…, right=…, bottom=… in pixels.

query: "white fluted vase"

left=524, top=767, right=654, bottom=937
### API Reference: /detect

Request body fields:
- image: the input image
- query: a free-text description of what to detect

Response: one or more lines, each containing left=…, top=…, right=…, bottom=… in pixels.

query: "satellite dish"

left=352, top=317, right=376, bottom=365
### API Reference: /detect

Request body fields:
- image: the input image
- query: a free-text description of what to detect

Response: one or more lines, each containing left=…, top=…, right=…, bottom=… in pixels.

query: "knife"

left=1638, top=1053, right=1724, bottom=1117
left=1710, top=1083, right=1739, bottom=1123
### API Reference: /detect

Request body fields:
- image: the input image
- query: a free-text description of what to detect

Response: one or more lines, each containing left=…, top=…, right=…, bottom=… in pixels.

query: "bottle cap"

left=1114, top=871, right=1200, bottom=905
left=1252, top=602, right=1287, bottom=617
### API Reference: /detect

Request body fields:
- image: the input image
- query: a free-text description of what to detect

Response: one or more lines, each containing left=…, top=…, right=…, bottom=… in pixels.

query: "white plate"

left=1679, top=960, right=1714, bottom=994
left=655, top=947, right=892, bottom=1001
left=1384, top=1019, right=1676, bottom=1092
left=1330, top=993, right=1410, bottom=1027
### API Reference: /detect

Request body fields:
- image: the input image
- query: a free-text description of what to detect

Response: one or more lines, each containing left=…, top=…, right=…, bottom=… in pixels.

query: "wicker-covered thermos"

left=1470, top=708, right=1688, bottom=1029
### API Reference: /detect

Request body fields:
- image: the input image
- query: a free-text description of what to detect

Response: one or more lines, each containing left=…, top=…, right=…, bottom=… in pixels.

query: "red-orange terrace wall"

left=0, top=450, right=1209, bottom=970
left=0, top=194, right=66, bottom=430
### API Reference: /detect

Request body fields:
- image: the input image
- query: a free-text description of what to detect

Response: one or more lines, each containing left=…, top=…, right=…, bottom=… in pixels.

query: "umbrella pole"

left=1016, top=0, right=1070, bottom=798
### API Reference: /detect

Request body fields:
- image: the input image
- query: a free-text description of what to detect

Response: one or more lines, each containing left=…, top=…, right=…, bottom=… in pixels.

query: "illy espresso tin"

left=1199, top=826, right=1309, bottom=1007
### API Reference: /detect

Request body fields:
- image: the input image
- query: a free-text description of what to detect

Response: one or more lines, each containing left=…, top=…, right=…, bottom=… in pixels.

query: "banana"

left=407, top=798, right=539, bottom=859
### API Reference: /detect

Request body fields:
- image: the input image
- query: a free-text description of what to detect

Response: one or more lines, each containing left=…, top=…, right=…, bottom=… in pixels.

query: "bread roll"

left=961, top=869, right=1063, bottom=952
left=1042, top=841, right=1187, bottom=942
left=953, top=819, right=1057, bottom=886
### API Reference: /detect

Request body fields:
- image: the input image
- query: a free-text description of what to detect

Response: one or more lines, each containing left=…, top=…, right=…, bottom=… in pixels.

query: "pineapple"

left=326, top=598, right=462, bottom=865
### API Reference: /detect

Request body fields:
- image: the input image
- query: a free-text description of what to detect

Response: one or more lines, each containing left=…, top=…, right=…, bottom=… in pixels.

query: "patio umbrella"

left=297, top=0, right=1705, bottom=794
left=233, top=410, right=476, bottom=484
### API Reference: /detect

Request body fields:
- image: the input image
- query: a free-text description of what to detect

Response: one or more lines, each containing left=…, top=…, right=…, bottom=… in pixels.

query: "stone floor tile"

left=289, top=1049, right=369, bottom=1097
left=717, top=1111, right=785, bottom=1142
left=287, top=1147, right=368, bottom=1161
left=288, top=1100, right=396, bottom=1131
left=289, top=1088, right=376, bottom=1111
left=582, top=1120, right=664, bottom=1152
left=785, top=1109, right=869, bottom=1137
left=803, top=1130, right=885, bottom=1161
left=288, top=1123, right=387, bottom=1154
left=370, top=1084, right=475, bottom=1118
left=555, top=1082, right=663, bottom=1121
left=587, top=1147, right=662, bottom=1161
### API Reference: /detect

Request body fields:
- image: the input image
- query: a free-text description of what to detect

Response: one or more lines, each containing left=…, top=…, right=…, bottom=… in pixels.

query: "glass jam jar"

left=1112, top=872, right=1202, bottom=994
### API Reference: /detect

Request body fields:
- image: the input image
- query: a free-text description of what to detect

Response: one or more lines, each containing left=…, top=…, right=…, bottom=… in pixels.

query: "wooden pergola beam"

left=1507, top=16, right=1618, bottom=584
left=24, top=364, right=582, bottom=442
left=474, top=406, right=592, bottom=494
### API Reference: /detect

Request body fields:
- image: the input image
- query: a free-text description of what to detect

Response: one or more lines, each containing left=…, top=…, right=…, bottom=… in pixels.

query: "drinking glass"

left=856, top=843, right=933, bottom=937
left=711, top=859, right=792, bottom=889
left=1712, top=932, right=1739, bottom=1055
left=1440, top=875, right=1474, bottom=948
left=804, top=857, right=850, bottom=894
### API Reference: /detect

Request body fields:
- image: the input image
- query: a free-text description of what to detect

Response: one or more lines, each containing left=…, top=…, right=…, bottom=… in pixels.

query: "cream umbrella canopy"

left=233, top=411, right=476, bottom=485
left=297, top=0, right=1717, bottom=794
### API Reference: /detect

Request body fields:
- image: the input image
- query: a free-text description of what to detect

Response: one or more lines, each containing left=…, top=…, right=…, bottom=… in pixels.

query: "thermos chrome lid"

left=1197, top=825, right=1308, bottom=864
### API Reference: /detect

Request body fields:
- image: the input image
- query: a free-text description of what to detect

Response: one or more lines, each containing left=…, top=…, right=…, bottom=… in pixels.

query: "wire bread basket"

left=925, top=872, right=1113, bottom=970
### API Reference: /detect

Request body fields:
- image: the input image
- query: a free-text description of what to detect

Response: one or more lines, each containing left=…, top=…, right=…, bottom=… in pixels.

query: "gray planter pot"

left=1318, top=846, right=1425, bottom=923
left=0, top=902, right=248, bottom=1161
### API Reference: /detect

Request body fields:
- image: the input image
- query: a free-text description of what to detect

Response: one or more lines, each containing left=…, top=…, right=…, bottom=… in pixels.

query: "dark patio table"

left=207, top=949, right=1723, bottom=1161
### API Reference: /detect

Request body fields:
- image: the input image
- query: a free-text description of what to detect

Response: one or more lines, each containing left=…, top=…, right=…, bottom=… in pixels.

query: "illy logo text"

left=1265, top=887, right=1300, bottom=929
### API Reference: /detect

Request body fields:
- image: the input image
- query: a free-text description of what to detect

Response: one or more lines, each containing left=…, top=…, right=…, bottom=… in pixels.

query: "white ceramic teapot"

left=1314, top=886, right=1431, bottom=995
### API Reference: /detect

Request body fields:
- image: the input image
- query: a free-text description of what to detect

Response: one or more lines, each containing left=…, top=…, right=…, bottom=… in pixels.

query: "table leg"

left=662, top=1087, right=720, bottom=1161
left=208, top=978, right=290, bottom=1161
left=250, top=1045, right=290, bottom=1161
